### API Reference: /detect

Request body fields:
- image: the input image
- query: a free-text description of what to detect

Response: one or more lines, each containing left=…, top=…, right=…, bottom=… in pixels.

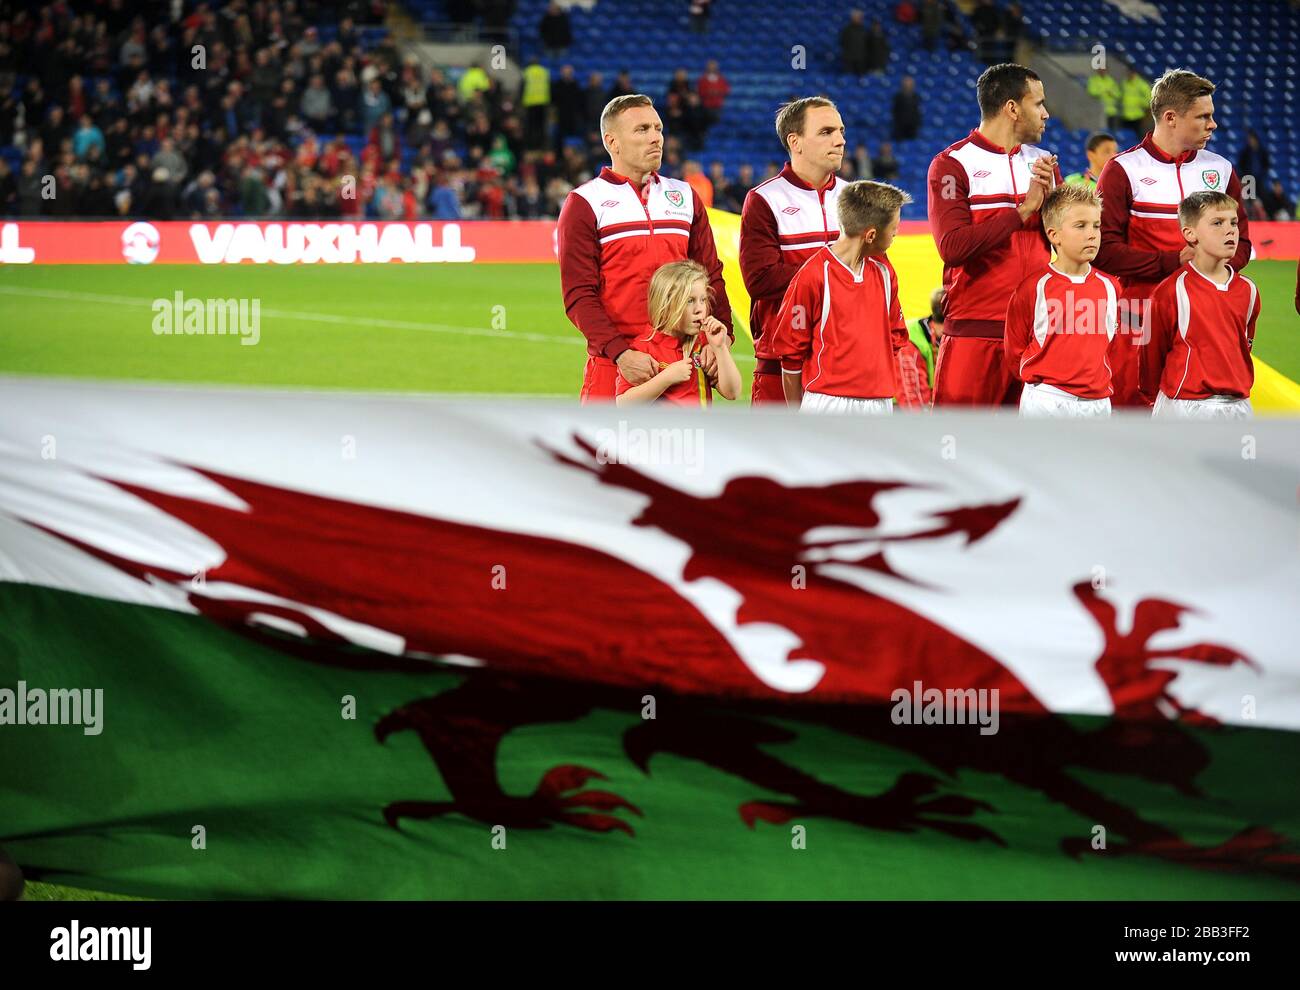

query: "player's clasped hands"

left=1021, top=155, right=1057, bottom=215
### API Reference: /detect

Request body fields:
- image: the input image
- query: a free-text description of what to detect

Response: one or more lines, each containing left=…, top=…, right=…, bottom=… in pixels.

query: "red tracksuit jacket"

left=768, top=247, right=907, bottom=400
left=1004, top=264, right=1121, bottom=399
left=1146, top=262, right=1259, bottom=401
left=557, top=167, right=731, bottom=361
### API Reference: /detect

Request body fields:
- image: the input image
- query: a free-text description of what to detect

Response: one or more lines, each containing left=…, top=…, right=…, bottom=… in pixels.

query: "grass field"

left=1, top=260, right=1297, bottom=396
left=0, top=263, right=756, bottom=399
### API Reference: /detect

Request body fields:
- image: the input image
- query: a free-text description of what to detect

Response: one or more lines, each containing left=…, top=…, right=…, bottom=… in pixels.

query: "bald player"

left=557, top=94, right=731, bottom=403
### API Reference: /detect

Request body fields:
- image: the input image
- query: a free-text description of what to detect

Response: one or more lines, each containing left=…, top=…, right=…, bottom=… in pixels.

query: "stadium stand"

left=0, top=0, right=1295, bottom=222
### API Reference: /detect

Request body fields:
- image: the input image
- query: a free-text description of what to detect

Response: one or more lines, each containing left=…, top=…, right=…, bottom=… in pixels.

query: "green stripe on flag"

left=2, top=582, right=1298, bottom=900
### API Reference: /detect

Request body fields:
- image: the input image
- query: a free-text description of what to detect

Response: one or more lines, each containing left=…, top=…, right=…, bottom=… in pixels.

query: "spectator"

left=458, top=62, right=491, bottom=104
left=689, top=0, right=712, bottom=34
left=300, top=74, right=334, bottom=131
left=865, top=18, right=891, bottom=74
left=552, top=65, right=584, bottom=146
left=892, top=75, right=922, bottom=141
left=369, top=112, right=401, bottom=162
left=1236, top=129, right=1271, bottom=188
left=119, top=24, right=147, bottom=70
left=428, top=169, right=462, bottom=219
left=971, top=0, right=1001, bottom=43
left=489, top=134, right=516, bottom=175
left=513, top=174, right=547, bottom=218
left=152, top=136, right=188, bottom=184
left=333, top=66, right=361, bottom=132
left=711, top=161, right=743, bottom=213
left=17, top=160, right=44, bottom=215
left=697, top=60, right=730, bottom=127
left=871, top=141, right=899, bottom=181
left=1260, top=180, right=1293, bottom=221
left=0, top=160, right=16, bottom=214
left=683, top=160, right=713, bottom=208
left=1120, top=67, right=1152, bottom=140
left=583, top=72, right=606, bottom=122
left=662, top=91, right=688, bottom=141
left=72, top=113, right=106, bottom=161
left=41, top=105, right=72, bottom=153
left=539, top=3, right=573, bottom=57
left=853, top=143, right=874, bottom=180
left=606, top=70, right=635, bottom=103
left=734, top=163, right=755, bottom=200
left=1002, top=3, right=1025, bottom=43
left=841, top=10, right=869, bottom=76
left=919, top=0, right=944, bottom=51
left=481, top=1, right=514, bottom=46
left=181, top=169, right=218, bottom=217
left=682, top=91, right=709, bottom=147
left=667, top=68, right=693, bottom=103
left=1087, top=66, right=1122, bottom=134
left=521, top=57, right=551, bottom=150
left=359, top=78, right=391, bottom=133
left=142, top=165, right=177, bottom=219
left=1064, top=131, right=1118, bottom=189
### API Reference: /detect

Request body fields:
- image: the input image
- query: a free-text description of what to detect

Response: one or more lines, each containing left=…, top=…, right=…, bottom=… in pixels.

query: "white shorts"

left=800, top=392, right=894, bottom=415
left=1019, top=382, right=1112, bottom=418
left=1152, top=392, right=1253, bottom=420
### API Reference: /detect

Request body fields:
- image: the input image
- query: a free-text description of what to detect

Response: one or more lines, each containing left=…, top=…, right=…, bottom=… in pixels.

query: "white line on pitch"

left=0, top=284, right=757, bottom=360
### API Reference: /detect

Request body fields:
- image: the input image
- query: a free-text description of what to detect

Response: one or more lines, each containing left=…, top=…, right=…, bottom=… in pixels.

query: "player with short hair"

left=1095, top=69, right=1251, bottom=408
left=1064, top=132, right=1118, bottom=190
left=741, top=96, right=847, bottom=404
left=1005, top=183, right=1121, bottom=417
left=558, top=93, right=731, bottom=403
left=1146, top=191, right=1259, bottom=419
left=768, top=181, right=912, bottom=415
left=927, top=63, right=1062, bottom=407
left=615, top=260, right=741, bottom=405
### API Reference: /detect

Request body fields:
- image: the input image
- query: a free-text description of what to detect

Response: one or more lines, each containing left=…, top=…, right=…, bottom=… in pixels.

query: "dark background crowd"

left=0, top=0, right=1294, bottom=222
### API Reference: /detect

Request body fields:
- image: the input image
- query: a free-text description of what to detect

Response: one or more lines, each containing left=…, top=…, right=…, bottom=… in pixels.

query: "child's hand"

left=696, top=345, right=718, bottom=380
left=664, top=359, right=694, bottom=384
left=702, top=316, right=731, bottom=349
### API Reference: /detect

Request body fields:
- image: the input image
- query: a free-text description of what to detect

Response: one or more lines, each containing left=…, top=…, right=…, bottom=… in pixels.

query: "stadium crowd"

left=0, top=0, right=1294, bottom=223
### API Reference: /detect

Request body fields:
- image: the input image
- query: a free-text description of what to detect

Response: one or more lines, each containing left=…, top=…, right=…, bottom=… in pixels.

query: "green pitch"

left=0, top=263, right=760, bottom=399
left=1, top=261, right=1296, bottom=393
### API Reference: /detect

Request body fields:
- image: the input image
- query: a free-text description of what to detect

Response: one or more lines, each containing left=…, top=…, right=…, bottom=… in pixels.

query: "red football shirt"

left=767, top=247, right=907, bottom=400
left=1147, top=263, right=1259, bottom=401
left=1004, top=264, right=1121, bottom=400
left=614, top=329, right=713, bottom=406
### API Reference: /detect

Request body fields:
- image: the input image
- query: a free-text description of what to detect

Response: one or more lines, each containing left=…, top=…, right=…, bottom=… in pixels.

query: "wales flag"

left=2, top=378, right=1299, bottom=899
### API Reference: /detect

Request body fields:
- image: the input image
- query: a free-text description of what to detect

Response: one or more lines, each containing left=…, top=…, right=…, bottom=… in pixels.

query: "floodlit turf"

left=4, top=259, right=1292, bottom=396
left=0, top=263, right=758, bottom=399
left=21, top=880, right=145, bottom=901
left=1246, top=258, right=1300, bottom=379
